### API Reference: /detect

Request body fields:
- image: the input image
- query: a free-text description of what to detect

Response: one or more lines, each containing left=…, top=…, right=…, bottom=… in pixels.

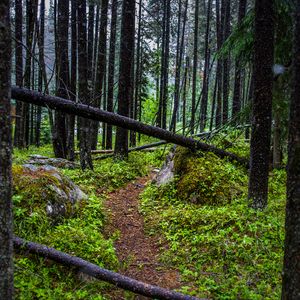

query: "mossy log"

left=12, top=87, right=249, bottom=167
left=14, top=236, right=203, bottom=300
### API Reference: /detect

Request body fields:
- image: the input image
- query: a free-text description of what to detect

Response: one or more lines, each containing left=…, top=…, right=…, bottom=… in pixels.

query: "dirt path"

left=104, top=174, right=182, bottom=299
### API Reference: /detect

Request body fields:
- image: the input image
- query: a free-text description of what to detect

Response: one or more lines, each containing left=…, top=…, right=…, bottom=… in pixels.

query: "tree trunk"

left=282, top=3, right=300, bottom=296
left=199, top=0, right=212, bottom=132
left=106, top=0, right=118, bottom=150
left=248, top=0, right=274, bottom=209
left=36, top=0, right=46, bottom=147
left=67, top=0, right=77, bottom=161
left=0, top=1, right=13, bottom=297
left=215, top=0, right=223, bottom=128
left=24, top=0, right=36, bottom=147
left=222, top=0, right=231, bottom=124
left=182, top=56, right=189, bottom=135
left=232, top=0, right=247, bottom=120
left=114, top=0, right=136, bottom=158
left=53, top=0, right=69, bottom=158
left=190, top=0, right=199, bottom=134
left=78, top=0, right=93, bottom=170
left=14, top=0, right=24, bottom=148
left=131, top=0, right=143, bottom=146
left=92, top=0, right=108, bottom=150
left=170, top=0, right=188, bottom=133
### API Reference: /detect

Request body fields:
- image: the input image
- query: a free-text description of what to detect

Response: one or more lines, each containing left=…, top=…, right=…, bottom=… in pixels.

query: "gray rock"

left=18, top=165, right=87, bottom=220
left=153, top=147, right=176, bottom=186
left=26, top=156, right=79, bottom=169
left=22, top=164, right=38, bottom=171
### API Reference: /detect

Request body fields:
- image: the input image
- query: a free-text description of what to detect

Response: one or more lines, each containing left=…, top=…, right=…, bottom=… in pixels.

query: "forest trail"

left=104, top=173, right=182, bottom=299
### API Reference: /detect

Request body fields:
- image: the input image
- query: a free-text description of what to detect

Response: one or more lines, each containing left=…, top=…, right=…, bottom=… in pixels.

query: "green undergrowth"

left=13, top=146, right=166, bottom=299
left=13, top=144, right=55, bottom=164
left=140, top=150, right=286, bottom=299
left=62, top=149, right=166, bottom=194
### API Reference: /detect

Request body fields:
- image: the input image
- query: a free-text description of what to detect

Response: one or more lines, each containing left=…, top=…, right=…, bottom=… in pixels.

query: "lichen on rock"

left=12, top=164, right=88, bottom=221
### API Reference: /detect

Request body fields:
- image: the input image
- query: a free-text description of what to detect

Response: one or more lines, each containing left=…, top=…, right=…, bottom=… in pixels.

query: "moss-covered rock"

left=13, top=165, right=87, bottom=221
left=174, top=147, right=247, bottom=205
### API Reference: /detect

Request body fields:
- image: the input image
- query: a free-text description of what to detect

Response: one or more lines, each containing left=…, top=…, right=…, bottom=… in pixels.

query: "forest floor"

left=103, top=172, right=182, bottom=299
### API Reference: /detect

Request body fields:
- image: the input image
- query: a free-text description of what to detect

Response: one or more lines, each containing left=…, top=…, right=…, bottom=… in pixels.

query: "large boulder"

left=154, top=146, right=247, bottom=206
left=13, top=165, right=88, bottom=221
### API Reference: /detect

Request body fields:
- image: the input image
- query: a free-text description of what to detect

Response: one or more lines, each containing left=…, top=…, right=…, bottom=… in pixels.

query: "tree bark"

left=78, top=0, right=93, bottom=170
left=215, top=0, right=223, bottom=128
left=67, top=0, right=77, bottom=161
left=14, top=0, right=24, bottom=148
left=114, top=0, right=136, bottom=158
left=281, top=2, right=300, bottom=297
left=0, top=1, right=13, bottom=297
left=222, top=0, right=231, bottom=124
left=182, top=56, right=189, bottom=135
left=93, top=0, right=109, bottom=150
left=106, top=0, right=118, bottom=150
left=199, top=0, right=212, bottom=132
left=248, top=0, right=274, bottom=209
left=190, top=0, right=199, bottom=134
left=54, top=0, right=69, bottom=158
left=232, top=0, right=247, bottom=120
left=170, top=0, right=188, bottom=133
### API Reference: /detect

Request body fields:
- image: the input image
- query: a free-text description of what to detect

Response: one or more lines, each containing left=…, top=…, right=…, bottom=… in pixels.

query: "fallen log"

left=75, top=149, right=114, bottom=155
left=11, top=87, right=249, bottom=167
left=13, top=237, right=203, bottom=300
left=74, top=141, right=169, bottom=156
left=94, top=141, right=169, bottom=160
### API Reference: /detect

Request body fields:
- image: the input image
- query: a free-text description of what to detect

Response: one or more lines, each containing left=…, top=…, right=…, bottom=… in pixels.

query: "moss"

left=12, top=165, right=86, bottom=226
left=174, top=147, right=247, bottom=206
left=173, top=146, right=195, bottom=175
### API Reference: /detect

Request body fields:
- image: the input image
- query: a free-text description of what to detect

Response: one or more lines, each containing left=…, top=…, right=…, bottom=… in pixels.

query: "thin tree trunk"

left=78, top=0, right=93, bottom=170
left=131, top=0, right=143, bottom=146
left=170, top=0, right=188, bottom=132
left=190, top=0, right=199, bottom=134
left=157, top=0, right=166, bottom=128
left=182, top=56, right=189, bottom=135
left=232, top=0, right=247, bottom=120
left=67, top=0, right=77, bottom=161
left=36, top=0, right=46, bottom=147
left=222, top=0, right=231, bottom=124
left=162, top=0, right=170, bottom=130
left=93, top=0, right=109, bottom=150
left=14, top=0, right=24, bottom=148
left=199, top=0, right=212, bottom=131
left=106, top=0, right=118, bottom=150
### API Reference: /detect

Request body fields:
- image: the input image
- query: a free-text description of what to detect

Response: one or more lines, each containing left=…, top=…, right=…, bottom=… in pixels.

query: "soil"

left=104, top=173, right=182, bottom=299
